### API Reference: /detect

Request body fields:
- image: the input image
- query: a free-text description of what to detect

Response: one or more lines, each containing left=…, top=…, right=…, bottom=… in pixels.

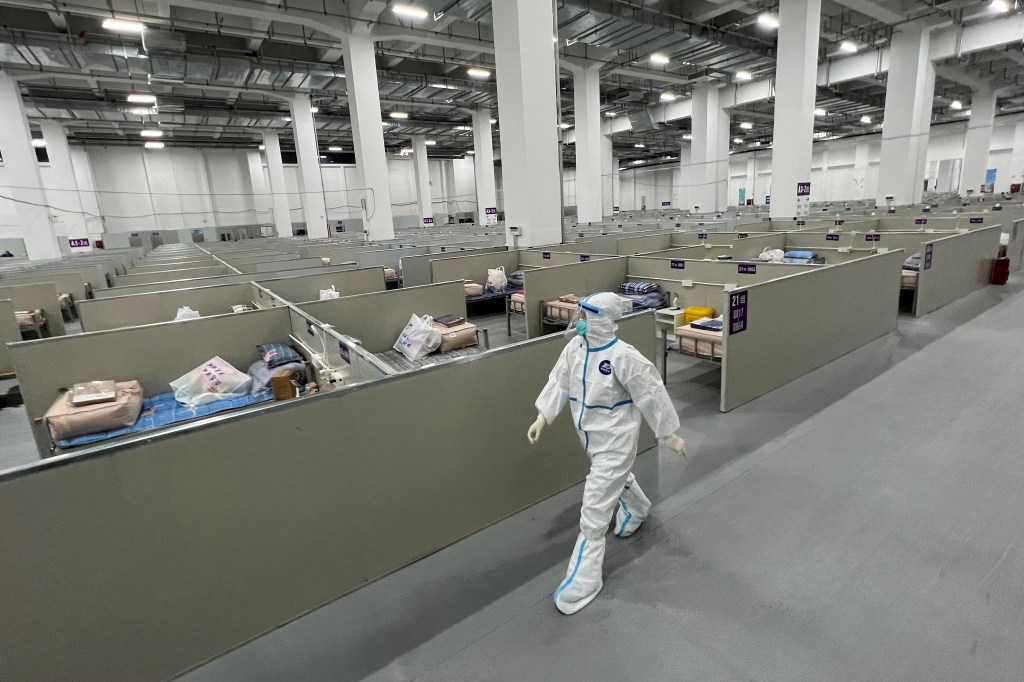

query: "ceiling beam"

left=829, top=0, right=905, bottom=24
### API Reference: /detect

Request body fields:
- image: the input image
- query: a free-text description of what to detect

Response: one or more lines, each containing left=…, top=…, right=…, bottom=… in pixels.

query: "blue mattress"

left=56, top=390, right=275, bottom=448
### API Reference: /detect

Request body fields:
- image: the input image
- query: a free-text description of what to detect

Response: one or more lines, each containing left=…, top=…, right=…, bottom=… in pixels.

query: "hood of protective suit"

left=579, top=292, right=632, bottom=345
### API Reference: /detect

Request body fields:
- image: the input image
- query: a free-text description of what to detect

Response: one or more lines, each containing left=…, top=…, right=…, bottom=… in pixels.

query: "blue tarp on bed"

left=56, top=390, right=274, bottom=448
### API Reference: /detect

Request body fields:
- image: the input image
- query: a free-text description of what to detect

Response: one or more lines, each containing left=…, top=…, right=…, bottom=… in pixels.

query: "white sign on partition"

left=484, top=206, right=498, bottom=225
left=795, top=181, right=811, bottom=217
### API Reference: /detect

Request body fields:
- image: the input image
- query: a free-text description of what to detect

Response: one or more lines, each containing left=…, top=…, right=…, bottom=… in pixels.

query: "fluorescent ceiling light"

left=991, top=0, right=1010, bottom=11
left=814, top=107, right=827, bottom=116
left=733, top=138, right=743, bottom=144
left=860, top=115, right=872, bottom=124
left=757, top=13, right=779, bottom=29
left=429, top=83, right=460, bottom=90
left=126, top=93, right=156, bottom=104
left=425, top=140, right=437, bottom=146
left=964, top=109, right=972, bottom=116
left=140, top=129, right=163, bottom=137
left=559, top=123, right=572, bottom=129
left=144, top=141, right=165, bottom=149
left=319, top=155, right=327, bottom=159
left=283, top=116, right=292, bottom=122
left=682, top=133, right=692, bottom=140
left=455, top=125, right=473, bottom=131
left=950, top=99, right=963, bottom=110
left=489, top=118, right=496, bottom=124
left=309, top=106, right=319, bottom=114
left=328, top=146, right=343, bottom=151
left=30, top=138, right=46, bottom=148
left=735, top=70, right=752, bottom=81
left=660, top=92, right=677, bottom=102
left=102, top=18, right=145, bottom=33
left=392, top=4, right=428, bottom=19
left=839, top=40, right=858, bottom=53
left=739, top=121, right=753, bottom=129
left=650, top=53, right=670, bottom=65
left=605, top=111, right=617, bottom=117
left=390, top=111, right=409, bottom=119
left=466, top=67, right=491, bottom=79
left=258, top=145, right=266, bottom=150
left=634, top=143, right=645, bottom=148
left=466, top=150, right=475, bottom=154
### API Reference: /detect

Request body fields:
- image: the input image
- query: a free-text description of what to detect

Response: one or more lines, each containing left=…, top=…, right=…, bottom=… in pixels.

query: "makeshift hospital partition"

left=0, top=313, right=656, bottom=682
left=2, top=265, right=107, bottom=294
left=77, top=283, right=257, bottom=332
left=235, top=258, right=326, bottom=275
left=521, top=258, right=629, bottom=338
left=615, top=233, right=672, bottom=254
left=429, top=250, right=522, bottom=285
left=721, top=250, right=904, bottom=411
left=126, top=259, right=218, bottom=274
left=0, top=282, right=66, bottom=336
left=298, top=281, right=468, bottom=353
left=112, top=265, right=235, bottom=287
left=256, top=266, right=387, bottom=303
left=0, top=271, right=90, bottom=304
left=91, top=263, right=361, bottom=299
left=517, top=250, right=614, bottom=267
left=914, top=226, right=1004, bottom=317
left=8, top=306, right=304, bottom=457
left=356, top=246, right=428, bottom=273
left=0, top=299, right=20, bottom=376
left=400, top=246, right=509, bottom=287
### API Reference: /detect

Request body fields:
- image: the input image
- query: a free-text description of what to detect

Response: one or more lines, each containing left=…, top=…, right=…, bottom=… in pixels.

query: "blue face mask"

left=575, top=320, right=588, bottom=337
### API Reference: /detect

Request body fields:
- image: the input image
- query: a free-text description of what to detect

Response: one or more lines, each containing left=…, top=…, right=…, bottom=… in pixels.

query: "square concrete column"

left=687, top=84, right=730, bottom=213
left=853, top=143, right=869, bottom=200
left=1010, top=122, right=1024, bottom=192
left=261, top=131, right=293, bottom=237
left=769, top=0, right=821, bottom=218
left=959, top=88, right=998, bottom=194
left=0, top=72, right=60, bottom=260
left=342, top=33, right=395, bottom=241
left=412, top=135, right=433, bottom=226
left=472, top=110, right=497, bottom=225
left=246, top=149, right=272, bottom=226
left=289, top=94, right=328, bottom=237
left=568, top=62, right=603, bottom=224
left=877, top=23, right=935, bottom=206
left=492, top=0, right=562, bottom=246
left=601, top=134, right=616, bottom=215
left=39, top=121, right=91, bottom=252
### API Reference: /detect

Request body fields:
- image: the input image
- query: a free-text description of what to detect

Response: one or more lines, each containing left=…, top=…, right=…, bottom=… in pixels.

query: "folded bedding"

left=508, top=270, right=525, bottom=288
left=55, top=390, right=276, bottom=448
left=16, top=309, right=45, bottom=330
left=784, top=250, right=816, bottom=260
left=619, top=281, right=661, bottom=295
left=690, top=316, right=724, bottom=332
left=622, top=291, right=667, bottom=310
left=903, top=253, right=921, bottom=272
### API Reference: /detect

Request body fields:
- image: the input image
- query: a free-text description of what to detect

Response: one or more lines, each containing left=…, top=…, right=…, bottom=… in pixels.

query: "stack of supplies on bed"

left=903, top=253, right=922, bottom=272
left=545, top=296, right=580, bottom=324
left=248, top=343, right=307, bottom=395
left=783, top=250, right=823, bottom=265
left=619, top=282, right=665, bottom=310
left=384, top=267, right=398, bottom=280
left=464, top=281, right=484, bottom=296
left=690, top=317, right=723, bottom=332
left=45, top=380, right=144, bottom=443
left=16, top=309, right=45, bottom=331
left=432, top=314, right=478, bottom=352
left=675, top=316, right=724, bottom=359
left=683, top=306, right=715, bottom=325
left=508, top=270, right=526, bottom=289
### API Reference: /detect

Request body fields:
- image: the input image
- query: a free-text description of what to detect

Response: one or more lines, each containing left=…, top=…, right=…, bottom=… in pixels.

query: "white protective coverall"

left=535, top=292, right=681, bottom=615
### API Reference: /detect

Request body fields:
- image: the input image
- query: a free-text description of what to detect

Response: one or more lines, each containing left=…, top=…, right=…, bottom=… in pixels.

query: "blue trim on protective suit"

left=554, top=538, right=588, bottom=605
left=615, top=500, right=633, bottom=537
left=587, top=338, right=619, bottom=353
left=577, top=338, right=590, bottom=431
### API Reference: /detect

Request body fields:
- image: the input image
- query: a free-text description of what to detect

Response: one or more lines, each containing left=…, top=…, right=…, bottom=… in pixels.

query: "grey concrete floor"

left=180, top=277, right=1024, bottom=682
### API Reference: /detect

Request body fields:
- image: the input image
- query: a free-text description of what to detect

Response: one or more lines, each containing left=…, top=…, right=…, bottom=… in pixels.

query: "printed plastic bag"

left=757, top=248, right=785, bottom=263
left=319, top=286, right=340, bottom=300
left=393, top=314, right=442, bottom=361
left=486, top=266, right=508, bottom=293
left=170, top=356, right=252, bottom=407
left=174, top=306, right=201, bottom=321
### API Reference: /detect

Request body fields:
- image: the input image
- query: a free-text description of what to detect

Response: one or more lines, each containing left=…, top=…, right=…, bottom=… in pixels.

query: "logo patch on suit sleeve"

left=599, top=360, right=613, bottom=375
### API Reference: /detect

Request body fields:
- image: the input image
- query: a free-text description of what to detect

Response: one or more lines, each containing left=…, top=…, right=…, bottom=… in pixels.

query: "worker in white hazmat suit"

left=528, top=292, right=686, bottom=615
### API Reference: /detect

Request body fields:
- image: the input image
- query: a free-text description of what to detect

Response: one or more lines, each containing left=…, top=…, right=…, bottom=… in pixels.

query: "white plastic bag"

left=319, top=286, right=340, bottom=300
left=169, top=356, right=252, bottom=407
left=486, top=266, right=508, bottom=293
left=757, top=248, right=785, bottom=263
left=174, top=306, right=201, bottom=321
left=393, top=314, right=442, bottom=361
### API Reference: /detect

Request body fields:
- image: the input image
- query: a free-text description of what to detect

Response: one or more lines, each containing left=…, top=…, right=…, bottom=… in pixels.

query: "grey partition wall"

left=0, top=314, right=656, bottom=682
left=77, top=283, right=258, bottom=332
left=299, top=281, right=467, bottom=352
left=0, top=282, right=66, bottom=336
left=915, top=226, right=1003, bottom=316
left=256, top=266, right=386, bottom=303
left=430, top=250, right=521, bottom=284
left=522, top=258, right=629, bottom=338
left=92, top=263, right=361, bottom=298
left=0, top=271, right=90, bottom=302
left=9, top=307, right=296, bottom=455
left=401, top=246, right=508, bottom=287
left=722, top=251, right=904, bottom=411
left=0, top=299, right=20, bottom=375
left=112, top=265, right=234, bottom=287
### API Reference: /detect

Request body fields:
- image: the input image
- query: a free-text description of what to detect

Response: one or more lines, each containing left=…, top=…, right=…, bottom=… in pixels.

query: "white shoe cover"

left=613, top=481, right=652, bottom=538
left=554, top=533, right=606, bottom=615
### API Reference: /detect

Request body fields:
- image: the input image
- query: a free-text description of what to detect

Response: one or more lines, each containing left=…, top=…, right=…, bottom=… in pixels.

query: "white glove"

left=661, top=434, right=687, bottom=458
left=527, top=413, right=547, bottom=444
